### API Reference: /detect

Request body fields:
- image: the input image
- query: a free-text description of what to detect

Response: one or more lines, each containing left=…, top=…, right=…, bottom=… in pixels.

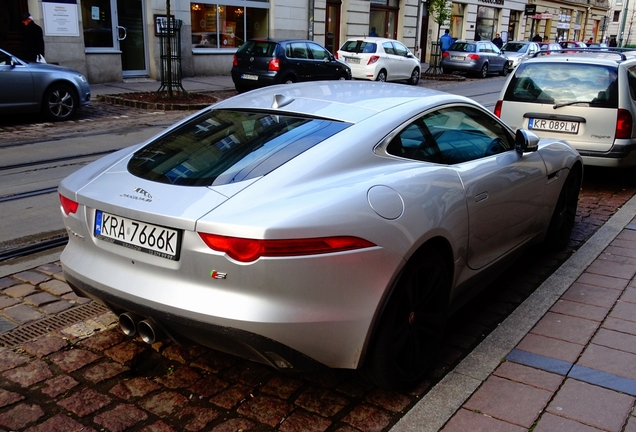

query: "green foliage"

left=429, top=0, right=452, bottom=40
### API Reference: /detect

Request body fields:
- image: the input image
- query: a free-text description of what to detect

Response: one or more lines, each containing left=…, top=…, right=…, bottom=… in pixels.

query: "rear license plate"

left=528, top=118, right=580, bottom=134
left=345, top=57, right=360, bottom=64
left=94, top=210, right=181, bottom=261
left=241, top=74, right=258, bottom=81
left=451, top=55, right=464, bottom=61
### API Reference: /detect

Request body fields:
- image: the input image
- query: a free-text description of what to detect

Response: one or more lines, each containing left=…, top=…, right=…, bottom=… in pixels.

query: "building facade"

left=0, top=0, right=611, bottom=84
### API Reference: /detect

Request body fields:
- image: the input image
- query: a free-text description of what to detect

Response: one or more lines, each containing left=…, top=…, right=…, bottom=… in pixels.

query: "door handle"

left=117, top=26, right=127, bottom=41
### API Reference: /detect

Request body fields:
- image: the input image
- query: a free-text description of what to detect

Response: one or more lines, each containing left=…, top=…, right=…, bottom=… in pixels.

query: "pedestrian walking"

left=492, top=33, right=503, bottom=49
left=440, top=29, right=453, bottom=53
left=20, top=13, right=44, bottom=62
left=532, top=33, right=542, bottom=42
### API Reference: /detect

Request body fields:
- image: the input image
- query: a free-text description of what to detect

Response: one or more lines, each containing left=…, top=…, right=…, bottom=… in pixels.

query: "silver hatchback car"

left=501, top=41, right=540, bottom=71
left=440, top=40, right=510, bottom=78
left=496, top=50, right=636, bottom=177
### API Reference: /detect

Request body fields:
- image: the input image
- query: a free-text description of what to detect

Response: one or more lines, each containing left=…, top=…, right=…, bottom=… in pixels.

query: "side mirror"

left=515, top=129, right=539, bottom=153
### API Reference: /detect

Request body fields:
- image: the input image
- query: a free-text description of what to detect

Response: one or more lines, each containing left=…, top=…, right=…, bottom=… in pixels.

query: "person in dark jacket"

left=20, top=13, right=44, bottom=62
left=532, top=33, right=542, bottom=42
left=492, top=33, right=503, bottom=48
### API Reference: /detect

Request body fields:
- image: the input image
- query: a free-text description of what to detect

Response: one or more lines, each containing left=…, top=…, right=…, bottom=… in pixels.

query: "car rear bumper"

left=577, top=141, right=636, bottom=167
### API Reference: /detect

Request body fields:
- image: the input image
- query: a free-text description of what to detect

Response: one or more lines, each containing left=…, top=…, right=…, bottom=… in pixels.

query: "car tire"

left=362, top=247, right=449, bottom=390
left=376, top=69, right=388, bottom=82
left=338, top=73, right=349, bottom=80
left=499, top=62, right=509, bottom=76
left=443, top=68, right=453, bottom=75
left=282, top=76, right=296, bottom=85
left=408, top=68, right=420, bottom=85
left=235, top=84, right=249, bottom=94
left=42, top=84, right=78, bottom=121
left=478, top=63, right=488, bottom=78
left=545, top=165, right=581, bottom=250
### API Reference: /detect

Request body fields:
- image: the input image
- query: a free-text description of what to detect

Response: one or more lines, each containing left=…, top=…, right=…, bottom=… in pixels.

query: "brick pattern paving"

left=442, top=218, right=636, bottom=432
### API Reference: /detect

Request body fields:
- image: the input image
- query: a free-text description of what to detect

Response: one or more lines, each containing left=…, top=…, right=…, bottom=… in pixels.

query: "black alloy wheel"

left=545, top=165, right=581, bottom=250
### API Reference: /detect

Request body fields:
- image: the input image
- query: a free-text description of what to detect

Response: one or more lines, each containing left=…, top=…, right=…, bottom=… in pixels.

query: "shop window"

left=82, top=0, right=115, bottom=48
left=370, top=0, right=398, bottom=40
left=191, top=2, right=268, bottom=50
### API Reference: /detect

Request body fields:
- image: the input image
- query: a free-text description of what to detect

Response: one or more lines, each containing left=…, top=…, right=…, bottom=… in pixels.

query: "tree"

left=429, top=0, right=452, bottom=42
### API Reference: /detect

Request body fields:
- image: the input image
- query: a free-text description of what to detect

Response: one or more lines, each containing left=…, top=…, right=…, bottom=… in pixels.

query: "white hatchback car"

left=336, top=37, right=421, bottom=84
left=496, top=50, right=636, bottom=176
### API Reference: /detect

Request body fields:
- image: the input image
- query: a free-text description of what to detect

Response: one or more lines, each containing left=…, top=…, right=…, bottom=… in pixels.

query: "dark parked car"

left=231, top=38, right=351, bottom=93
left=0, top=47, right=90, bottom=121
left=440, top=40, right=509, bottom=78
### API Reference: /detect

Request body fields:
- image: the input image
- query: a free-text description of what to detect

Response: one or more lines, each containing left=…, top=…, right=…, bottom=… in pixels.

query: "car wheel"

left=442, top=68, right=453, bottom=75
left=499, top=62, right=509, bottom=76
left=338, top=73, right=349, bottom=80
left=234, top=84, right=249, bottom=94
left=545, top=165, right=581, bottom=250
left=42, top=84, right=77, bottom=121
left=376, top=69, right=388, bottom=82
left=408, top=68, right=420, bottom=85
left=363, top=247, right=449, bottom=390
left=282, top=76, right=296, bottom=85
left=478, top=63, right=488, bottom=78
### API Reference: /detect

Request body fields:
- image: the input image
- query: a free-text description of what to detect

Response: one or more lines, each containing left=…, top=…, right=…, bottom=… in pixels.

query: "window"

left=613, top=11, right=621, bottom=22
left=386, top=107, right=513, bottom=165
left=191, top=2, right=269, bottom=50
left=81, top=0, right=115, bottom=48
left=370, top=0, right=399, bottom=40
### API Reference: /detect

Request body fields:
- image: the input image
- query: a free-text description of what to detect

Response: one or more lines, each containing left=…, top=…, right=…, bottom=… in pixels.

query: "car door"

left=489, top=42, right=507, bottom=71
left=307, top=42, right=339, bottom=80
left=0, top=51, right=36, bottom=112
left=420, top=105, right=547, bottom=270
left=381, top=41, right=403, bottom=80
left=286, top=42, right=314, bottom=81
left=392, top=41, right=412, bottom=79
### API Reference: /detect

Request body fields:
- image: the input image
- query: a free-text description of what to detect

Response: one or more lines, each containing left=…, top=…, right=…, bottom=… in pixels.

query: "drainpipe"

left=309, top=0, right=314, bottom=40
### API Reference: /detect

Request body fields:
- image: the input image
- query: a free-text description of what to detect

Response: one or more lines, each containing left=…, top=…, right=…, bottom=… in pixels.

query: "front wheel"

left=362, top=247, right=449, bottom=390
left=42, top=84, right=77, bottom=121
left=545, top=166, right=581, bottom=250
left=499, top=62, right=509, bottom=76
left=376, top=69, right=388, bottom=82
left=282, top=76, right=296, bottom=85
left=478, top=63, right=489, bottom=78
left=408, top=68, right=420, bottom=85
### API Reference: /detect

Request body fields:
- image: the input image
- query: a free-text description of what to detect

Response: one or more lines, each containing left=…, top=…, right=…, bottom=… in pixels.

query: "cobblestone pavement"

left=0, top=85, right=635, bottom=431
left=0, top=167, right=632, bottom=431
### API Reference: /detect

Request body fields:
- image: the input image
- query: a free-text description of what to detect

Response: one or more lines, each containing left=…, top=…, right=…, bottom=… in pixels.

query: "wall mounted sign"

left=42, top=0, right=79, bottom=36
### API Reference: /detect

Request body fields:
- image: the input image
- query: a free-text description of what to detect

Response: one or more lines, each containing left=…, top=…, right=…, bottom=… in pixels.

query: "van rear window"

left=503, top=62, right=618, bottom=108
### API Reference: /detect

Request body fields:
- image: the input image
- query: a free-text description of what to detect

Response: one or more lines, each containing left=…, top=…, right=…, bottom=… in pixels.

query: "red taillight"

left=442, top=52, right=450, bottom=58
left=232, top=54, right=238, bottom=67
left=59, top=194, right=78, bottom=215
left=467, top=54, right=480, bottom=60
left=494, top=100, right=503, bottom=118
left=268, top=58, right=280, bottom=71
left=367, top=55, right=380, bottom=65
left=616, top=108, right=633, bottom=139
left=198, top=233, right=375, bottom=263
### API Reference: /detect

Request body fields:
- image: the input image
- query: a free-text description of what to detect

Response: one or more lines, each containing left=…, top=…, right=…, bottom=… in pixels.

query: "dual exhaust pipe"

left=118, top=312, right=165, bottom=345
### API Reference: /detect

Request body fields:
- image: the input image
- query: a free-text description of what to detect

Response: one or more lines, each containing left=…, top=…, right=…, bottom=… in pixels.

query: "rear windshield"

left=448, top=42, right=476, bottom=53
left=503, top=62, right=619, bottom=108
left=502, top=43, right=528, bottom=53
left=340, top=40, right=377, bottom=54
left=128, top=110, right=350, bottom=187
left=236, top=41, right=277, bottom=57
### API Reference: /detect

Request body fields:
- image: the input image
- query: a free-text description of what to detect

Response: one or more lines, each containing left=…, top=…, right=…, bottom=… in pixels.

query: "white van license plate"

left=528, top=118, right=580, bottom=134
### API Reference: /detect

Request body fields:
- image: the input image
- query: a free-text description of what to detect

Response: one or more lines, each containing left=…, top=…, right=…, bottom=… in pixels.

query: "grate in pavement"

left=0, top=302, right=109, bottom=348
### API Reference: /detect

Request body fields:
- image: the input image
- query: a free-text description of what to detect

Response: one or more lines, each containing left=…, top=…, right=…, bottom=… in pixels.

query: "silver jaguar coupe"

left=58, top=81, right=582, bottom=390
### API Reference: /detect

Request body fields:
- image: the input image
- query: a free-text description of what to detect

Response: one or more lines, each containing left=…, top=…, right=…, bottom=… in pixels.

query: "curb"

left=96, top=93, right=217, bottom=111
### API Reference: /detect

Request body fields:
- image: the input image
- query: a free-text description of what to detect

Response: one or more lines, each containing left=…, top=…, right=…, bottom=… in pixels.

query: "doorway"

left=325, top=1, right=341, bottom=55
left=117, top=0, right=147, bottom=77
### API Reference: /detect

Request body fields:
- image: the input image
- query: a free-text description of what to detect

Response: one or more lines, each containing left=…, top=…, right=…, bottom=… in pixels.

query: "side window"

left=386, top=121, right=442, bottom=163
left=383, top=42, right=396, bottom=54
left=421, top=106, right=513, bottom=164
left=628, top=66, right=636, bottom=101
left=308, top=42, right=330, bottom=60
left=289, top=42, right=309, bottom=59
left=0, top=52, right=12, bottom=65
left=393, top=42, right=408, bottom=56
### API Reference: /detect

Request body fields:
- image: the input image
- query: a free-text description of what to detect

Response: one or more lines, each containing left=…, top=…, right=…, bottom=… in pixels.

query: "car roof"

left=212, top=81, right=473, bottom=124
left=343, top=37, right=401, bottom=43
left=524, top=50, right=636, bottom=66
left=246, top=38, right=317, bottom=44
